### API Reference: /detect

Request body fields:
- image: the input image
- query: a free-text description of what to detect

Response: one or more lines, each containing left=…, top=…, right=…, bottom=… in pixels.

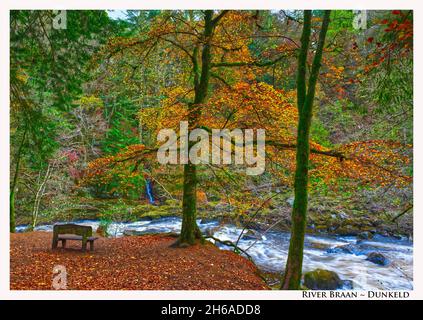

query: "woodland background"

left=10, top=10, right=412, bottom=241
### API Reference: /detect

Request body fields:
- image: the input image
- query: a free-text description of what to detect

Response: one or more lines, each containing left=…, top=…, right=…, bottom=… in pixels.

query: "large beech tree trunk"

left=178, top=11, right=214, bottom=245
left=180, top=163, right=202, bottom=244
left=282, top=10, right=331, bottom=289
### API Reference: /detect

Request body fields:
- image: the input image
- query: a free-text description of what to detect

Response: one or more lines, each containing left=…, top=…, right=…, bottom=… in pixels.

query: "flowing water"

left=16, top=216, right=413, bottom=290
left=145, top=179, right=155, bottom=204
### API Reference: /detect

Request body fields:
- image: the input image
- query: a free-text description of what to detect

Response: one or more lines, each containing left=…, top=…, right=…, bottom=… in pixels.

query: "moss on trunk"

left=178, top=11, right=216, bottom=246
left=179, top=163, right=202, bottom=244
left=282, top=10, right=331, bottom=290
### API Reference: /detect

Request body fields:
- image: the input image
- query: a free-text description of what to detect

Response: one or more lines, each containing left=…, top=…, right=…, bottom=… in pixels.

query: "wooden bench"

left=52, top=224, right=98, bottom=251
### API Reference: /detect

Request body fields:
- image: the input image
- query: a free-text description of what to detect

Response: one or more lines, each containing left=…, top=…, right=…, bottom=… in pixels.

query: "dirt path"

left=10, top=232, right=268, bottom=290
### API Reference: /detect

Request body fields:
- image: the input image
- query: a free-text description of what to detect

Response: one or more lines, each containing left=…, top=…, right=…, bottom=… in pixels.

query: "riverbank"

left=14, top=217, right=413, bottom=290
left=10, top=232, right=268, bottom=290
left=15, top=194, right=413, bottom=239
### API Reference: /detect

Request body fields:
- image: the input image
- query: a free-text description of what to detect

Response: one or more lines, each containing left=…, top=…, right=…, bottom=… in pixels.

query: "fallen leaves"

left=10, top=232, right=268, bottom=290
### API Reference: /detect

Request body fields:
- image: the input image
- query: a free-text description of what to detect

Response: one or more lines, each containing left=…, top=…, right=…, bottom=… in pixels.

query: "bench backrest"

left=53, top=224, right=92, bottom=240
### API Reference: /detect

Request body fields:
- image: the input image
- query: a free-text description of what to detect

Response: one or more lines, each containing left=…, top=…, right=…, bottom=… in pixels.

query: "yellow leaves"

left=139, top=107, right=161, bottom=131
left=326, top=64, right=345, bottom=80
left=16, top=68, right=29, bottom=83
left=76, top=95, right=104, bottom=112
left=138, top=86, right=193, bottom=134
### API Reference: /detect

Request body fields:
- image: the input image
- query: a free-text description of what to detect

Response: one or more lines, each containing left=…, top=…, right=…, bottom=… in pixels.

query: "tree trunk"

left=282, top=10, right=331, bottom=290
left=178, top=10, right=215, bottom=245
left=180, top=163, right=202, bottom=244
left=31, top=161, right=53, bottom=229
left=10, top=126, right=27, bottom=233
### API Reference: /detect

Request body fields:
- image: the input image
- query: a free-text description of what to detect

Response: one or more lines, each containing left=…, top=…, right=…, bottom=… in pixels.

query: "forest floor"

left=10, top=232, right=268, bottom=290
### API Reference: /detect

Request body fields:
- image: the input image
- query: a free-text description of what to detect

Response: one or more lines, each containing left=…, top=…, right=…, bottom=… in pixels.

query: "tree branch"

left=392, top=204, right=413, bottom=222
left=211, top=54, right=287, bottom=68
left=211, top=10, right=229, bottom=26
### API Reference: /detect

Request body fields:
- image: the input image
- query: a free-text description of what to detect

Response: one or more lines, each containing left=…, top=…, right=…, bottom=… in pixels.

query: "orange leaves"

left=136, top=77, right=412, bottom=191
left=213, top=11, right=254, bottom=58
left=205, top=81, right=297, bottom=140
left=88, top=76, right=412, bottom=195
left=81, top=144, right=150, bottom=195
left=11, top=232, right=267, bottom=290
left=362, top=11, right=412, bottom=74
left=326, top=65, right=345, bottom=80
left=139, top=81, right=298, bottom=144
left=311, top=140, right=412, bottom=188
left=320, top=53, right=352, bottom=99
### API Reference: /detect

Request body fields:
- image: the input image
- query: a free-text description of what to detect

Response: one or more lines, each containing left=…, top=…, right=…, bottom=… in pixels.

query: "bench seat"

left=52, top=224, right=98, bottom=251
left=58, top=234, right=98, bottom=241
left=55, top=232, right=98, bottom=251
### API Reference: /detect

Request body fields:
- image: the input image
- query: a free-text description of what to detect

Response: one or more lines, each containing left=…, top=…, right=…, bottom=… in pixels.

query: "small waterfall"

left=145, top=179, right=155, bottom=204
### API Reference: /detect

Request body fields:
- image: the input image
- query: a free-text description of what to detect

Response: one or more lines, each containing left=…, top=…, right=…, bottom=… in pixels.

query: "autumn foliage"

left=84, top=80, right=412, bottom=193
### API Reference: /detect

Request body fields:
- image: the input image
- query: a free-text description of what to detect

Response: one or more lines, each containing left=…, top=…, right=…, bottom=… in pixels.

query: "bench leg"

left=52, top=239, right=58, bottom=249
left=61, top=239, right=67, bottom=248
left=82, top=240, right=88, bottom=251
left=89, top=240, right=94, bottom=251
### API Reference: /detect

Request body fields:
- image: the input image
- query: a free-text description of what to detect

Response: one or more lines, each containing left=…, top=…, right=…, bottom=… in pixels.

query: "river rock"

left=342, top=280, right=354, bottom=289
left=338, top=211, right=349, bottom=220
left=356, top=231, right=373, bottom=241
left=303, top=269, right=344, bottom=290
left=366, top=252, right=389, bottom=266
left=310, top=242, right=330, bottom=250
left=327, top=243, right=359, bottom=255
left=242, top=229, right=262, bottom=241
left=200, top=217, right=215, bottom=224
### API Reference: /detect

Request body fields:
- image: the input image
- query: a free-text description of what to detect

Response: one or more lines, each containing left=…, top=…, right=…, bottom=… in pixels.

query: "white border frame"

left=1, top=0, right=420, bottom=300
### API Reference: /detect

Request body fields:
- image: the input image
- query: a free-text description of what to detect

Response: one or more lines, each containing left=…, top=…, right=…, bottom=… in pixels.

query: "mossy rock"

left=335, top=226, right=359, bottom=236
left=356, top=231, right=373, bottom=241
left=132, top=204, right=155, bottom=215
left=164, top=199, right=181, bottom=207
left=303, top=269, right=344, bottom=290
